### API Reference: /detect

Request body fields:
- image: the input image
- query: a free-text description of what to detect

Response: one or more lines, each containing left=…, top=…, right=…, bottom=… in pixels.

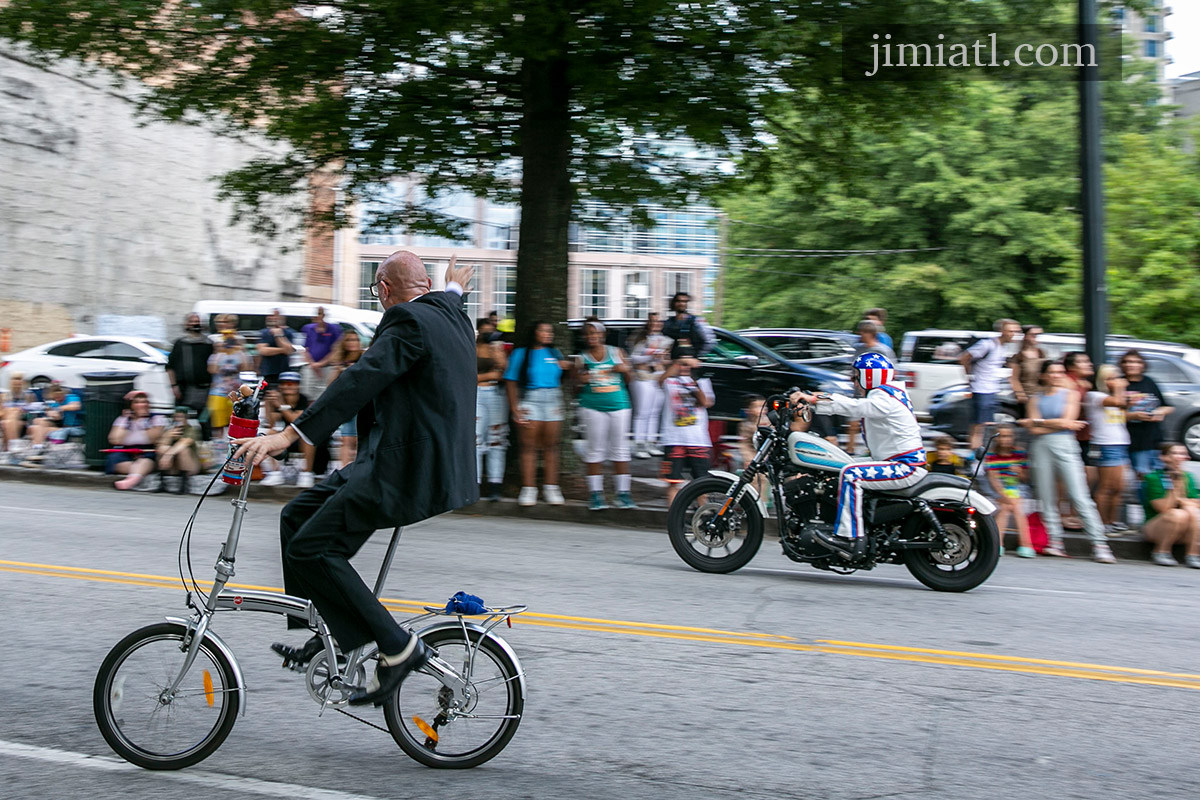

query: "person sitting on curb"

left=1141, top=442, right=1200, bottom=568
left=108, top=391, right=166, bottom=491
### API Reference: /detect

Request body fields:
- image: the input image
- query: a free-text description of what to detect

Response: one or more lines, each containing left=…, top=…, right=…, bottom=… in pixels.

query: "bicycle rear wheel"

left=383, top=627, right=523, bottom=769
left=94, top=622, right=239, bottom=770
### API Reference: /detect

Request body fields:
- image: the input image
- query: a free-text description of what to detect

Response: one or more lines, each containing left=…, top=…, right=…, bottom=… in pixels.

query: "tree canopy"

left=717, top=53, right=1197, bottom=344
left=0, top=0, right=1073, bottom=333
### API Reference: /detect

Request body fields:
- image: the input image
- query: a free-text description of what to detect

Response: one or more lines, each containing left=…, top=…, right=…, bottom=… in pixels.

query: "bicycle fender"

left=914, top=488, right=997, bottom=516
left=414, top=619, right=527, bottom=701
left=165, top=616, right=248, bottom=717
left=708, top=470, right=769, bottom=518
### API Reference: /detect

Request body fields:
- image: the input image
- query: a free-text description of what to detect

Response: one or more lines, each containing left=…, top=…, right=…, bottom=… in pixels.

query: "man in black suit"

left=234, top=251, right=477, bottom=706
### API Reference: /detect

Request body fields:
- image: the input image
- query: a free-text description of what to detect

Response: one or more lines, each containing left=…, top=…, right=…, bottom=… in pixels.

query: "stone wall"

left=0, top=44, right=306, bottom=352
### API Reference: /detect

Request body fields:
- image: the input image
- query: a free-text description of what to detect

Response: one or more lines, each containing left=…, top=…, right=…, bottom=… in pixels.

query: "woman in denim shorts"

left=1085, top=365, right=1131, bottom=535
left=504, top=321, right=571, bottom=507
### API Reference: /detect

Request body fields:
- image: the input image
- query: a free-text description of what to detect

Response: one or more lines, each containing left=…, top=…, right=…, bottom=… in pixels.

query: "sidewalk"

left=0, top=464, right=1161, bottom=562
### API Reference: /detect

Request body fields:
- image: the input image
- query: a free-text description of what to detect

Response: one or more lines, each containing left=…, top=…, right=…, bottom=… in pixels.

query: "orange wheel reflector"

left=414, top=716, right=439, bottom=742
left=202, top=670, right=215, bottom=707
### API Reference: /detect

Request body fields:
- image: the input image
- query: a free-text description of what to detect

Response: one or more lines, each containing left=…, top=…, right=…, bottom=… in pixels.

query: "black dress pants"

left=279, top=470, right=408, bottom=653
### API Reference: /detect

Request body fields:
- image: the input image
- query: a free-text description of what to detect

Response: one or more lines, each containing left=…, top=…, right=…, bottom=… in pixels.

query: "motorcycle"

left=667, top=391, right=1000, bottom=592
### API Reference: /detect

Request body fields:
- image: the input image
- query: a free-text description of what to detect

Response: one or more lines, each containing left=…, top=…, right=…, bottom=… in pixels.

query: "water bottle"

left=221, top=386, right=262, bottom=485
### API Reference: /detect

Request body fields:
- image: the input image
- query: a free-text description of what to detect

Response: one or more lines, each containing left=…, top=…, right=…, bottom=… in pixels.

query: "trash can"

left=82, top=372, right=139, bottom=469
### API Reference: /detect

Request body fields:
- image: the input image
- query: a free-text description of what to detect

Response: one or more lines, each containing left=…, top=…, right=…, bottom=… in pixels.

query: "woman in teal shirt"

left=504, top=321, right=571, bottom=507
left=577, top=321, right=635, bottom=510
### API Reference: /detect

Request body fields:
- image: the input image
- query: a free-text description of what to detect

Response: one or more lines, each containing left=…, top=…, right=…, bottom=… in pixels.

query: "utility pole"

left=1079, top=0, right=1108, bottom=368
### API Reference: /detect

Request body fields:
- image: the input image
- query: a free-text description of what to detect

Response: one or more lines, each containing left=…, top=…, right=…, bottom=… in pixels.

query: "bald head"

left=376, top=250, right=432, bottom=308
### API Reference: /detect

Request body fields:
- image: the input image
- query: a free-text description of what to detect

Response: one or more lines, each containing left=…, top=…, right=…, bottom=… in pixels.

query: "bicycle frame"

left=162, top=473, right=527, bottom=717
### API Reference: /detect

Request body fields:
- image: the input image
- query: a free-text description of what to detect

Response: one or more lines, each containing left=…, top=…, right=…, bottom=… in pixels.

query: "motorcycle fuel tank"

left=787, top=431, right=854, bottom=471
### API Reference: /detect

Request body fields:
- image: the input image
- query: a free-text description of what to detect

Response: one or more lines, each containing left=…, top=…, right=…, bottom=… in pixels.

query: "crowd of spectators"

left=3, top=301, right=1197, bottom=569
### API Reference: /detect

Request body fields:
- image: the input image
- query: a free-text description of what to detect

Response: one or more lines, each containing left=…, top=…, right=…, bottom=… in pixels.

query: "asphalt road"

left=2, top=482, right=1199, bottom=800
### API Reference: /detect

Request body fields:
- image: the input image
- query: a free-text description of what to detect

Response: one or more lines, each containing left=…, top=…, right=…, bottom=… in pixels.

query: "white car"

left=0, top=335, right=175, bottom=411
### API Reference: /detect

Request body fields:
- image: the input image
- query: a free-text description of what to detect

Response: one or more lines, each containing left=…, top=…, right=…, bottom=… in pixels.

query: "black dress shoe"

left=348, top=639, right=432, bottom=707
left=271, top=635, right=324, bottom=668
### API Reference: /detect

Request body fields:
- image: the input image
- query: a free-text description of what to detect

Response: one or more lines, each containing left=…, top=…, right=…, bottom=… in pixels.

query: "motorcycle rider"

left=791, top=352, right=926, bottom=558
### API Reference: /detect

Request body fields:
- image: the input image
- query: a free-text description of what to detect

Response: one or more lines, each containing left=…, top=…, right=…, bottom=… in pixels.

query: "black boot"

left=271, top=635, right=324, bottom=668
left=488, top=482, right=503, bottom=501
left=810, top=524, right=866, bottom=561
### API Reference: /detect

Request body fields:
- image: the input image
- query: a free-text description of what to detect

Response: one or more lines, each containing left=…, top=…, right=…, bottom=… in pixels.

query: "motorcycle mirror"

left=767, top=409, right=781, bottom=427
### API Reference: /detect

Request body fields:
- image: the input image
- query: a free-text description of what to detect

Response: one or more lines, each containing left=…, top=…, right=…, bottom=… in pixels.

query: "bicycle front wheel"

left=94, top=622, right=239, bottom=770
left=384, top=627, right=523, bottom=769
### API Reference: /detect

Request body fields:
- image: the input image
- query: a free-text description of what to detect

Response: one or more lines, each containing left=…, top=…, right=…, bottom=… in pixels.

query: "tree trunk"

left=515, top=55, right=572, bottom=343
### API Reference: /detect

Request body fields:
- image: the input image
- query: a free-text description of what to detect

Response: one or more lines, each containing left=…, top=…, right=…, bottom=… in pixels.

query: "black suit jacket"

left=293, top=291, right=479, bottom=530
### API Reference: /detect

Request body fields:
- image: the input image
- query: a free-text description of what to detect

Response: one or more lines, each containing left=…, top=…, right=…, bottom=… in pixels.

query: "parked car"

left=735, top=327, right=858, bottom=371
left=900, top=328, right=1200, bottom=418
left=564, top=320, right=854, bottom=422
left=0, top=335, right=174, bottom=411
left=929, top=350, right=1200, bottom=458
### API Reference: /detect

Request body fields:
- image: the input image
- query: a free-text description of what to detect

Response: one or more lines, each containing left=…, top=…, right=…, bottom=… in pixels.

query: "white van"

left=191, top=301, right=382, bottom=348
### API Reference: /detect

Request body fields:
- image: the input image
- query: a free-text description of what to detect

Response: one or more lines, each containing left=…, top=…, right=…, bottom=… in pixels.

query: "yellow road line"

left=6, top=560, right=1199, bottom=691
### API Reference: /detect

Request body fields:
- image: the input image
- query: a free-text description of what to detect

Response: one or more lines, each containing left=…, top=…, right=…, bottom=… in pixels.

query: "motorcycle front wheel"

left=904, top=510, right=1000, bottom=592
left=667, top=476, right=765, bottom=573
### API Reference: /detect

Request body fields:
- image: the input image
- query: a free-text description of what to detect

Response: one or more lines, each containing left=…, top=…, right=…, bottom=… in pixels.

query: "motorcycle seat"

left=873, top=472, right=970, bottom=498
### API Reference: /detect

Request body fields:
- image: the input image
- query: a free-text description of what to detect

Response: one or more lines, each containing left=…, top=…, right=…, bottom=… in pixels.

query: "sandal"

left=1040, top=545, right=1070, bottom=558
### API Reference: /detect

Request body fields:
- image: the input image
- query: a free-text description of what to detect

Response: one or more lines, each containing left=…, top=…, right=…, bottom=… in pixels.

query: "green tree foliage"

left=0, top=0, right=1053, bottom=335
left=719, top=58, right=1180, bottom=341
left=1036, top=130, right=1200, bottom=344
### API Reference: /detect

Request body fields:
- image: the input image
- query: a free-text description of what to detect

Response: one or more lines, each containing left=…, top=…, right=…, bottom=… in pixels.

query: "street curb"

left=0, top=465, right=1161, bottom=560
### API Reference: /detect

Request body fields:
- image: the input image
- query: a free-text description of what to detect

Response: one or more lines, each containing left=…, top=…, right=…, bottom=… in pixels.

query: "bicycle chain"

left=335, top=706, right=391, bottom=734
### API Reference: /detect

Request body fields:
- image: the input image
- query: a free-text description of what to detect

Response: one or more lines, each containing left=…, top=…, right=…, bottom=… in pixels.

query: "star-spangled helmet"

left=853, top=351, right=894, bottom=391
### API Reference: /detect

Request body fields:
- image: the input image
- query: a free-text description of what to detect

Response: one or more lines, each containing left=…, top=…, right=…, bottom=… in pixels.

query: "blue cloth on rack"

left=445, top=591, right=487, bottom=615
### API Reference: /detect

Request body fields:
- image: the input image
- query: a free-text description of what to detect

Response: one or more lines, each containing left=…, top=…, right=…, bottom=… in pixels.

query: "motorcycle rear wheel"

left=667, top=476, right=765, bottom=574
left=904, top=510, right=1000, bottom=592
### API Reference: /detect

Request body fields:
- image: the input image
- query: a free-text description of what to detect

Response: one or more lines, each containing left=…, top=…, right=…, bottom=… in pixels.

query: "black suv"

left=566, top=320, right=853, bottom=422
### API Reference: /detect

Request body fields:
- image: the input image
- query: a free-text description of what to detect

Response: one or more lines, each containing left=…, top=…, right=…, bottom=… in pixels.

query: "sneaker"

left=261, top=471, right=285, bottom=487
left=1185, top=555, right=1200, bottom=569
left=648, top=446, right=664, bottom=457
left=542, top=485, right=564, bottom=505
left=487, top=483, right=503, bottom=502
left=999, top=546, right=1005, bottom=557
left=1041, top=545, right=1070, bottom=558
left=518, top=486, right=538, bottom=507
left=1104, top=524, right=1123, bottom=538
left=1092, top=543, right=1117, bottom=564
left=297, top=471, right=315, bottom=489
left=634, top=449, right=651, bottom=460
left=1110, top=521, right=1130, bottom=533
left=614, top=491, right=637, bottom=509
left=1016, top=546, right=1036, bottom=559
left=1151, top=551, right=1178, bottom=567
left=588, top=492, right=609, bottom=511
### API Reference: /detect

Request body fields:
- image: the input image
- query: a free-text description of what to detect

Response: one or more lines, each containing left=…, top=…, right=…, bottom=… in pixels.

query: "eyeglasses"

left=368, top=277, right=386, bottom=299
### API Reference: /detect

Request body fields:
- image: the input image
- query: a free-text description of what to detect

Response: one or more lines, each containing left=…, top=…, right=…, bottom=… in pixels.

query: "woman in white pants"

left=629, top=314, right=671, bottom=459
left=577, top=321, right=636, bottom=510
left=476, top=319, right=509, bottom=501
left=1022, top=360, right=1117, bottom=563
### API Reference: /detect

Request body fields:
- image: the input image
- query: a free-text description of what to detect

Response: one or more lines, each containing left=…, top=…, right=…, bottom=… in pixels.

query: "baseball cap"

left=278, top=371, right=302, bottom=383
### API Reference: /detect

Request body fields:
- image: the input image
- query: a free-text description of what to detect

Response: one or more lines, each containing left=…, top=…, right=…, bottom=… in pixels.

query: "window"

left=102, top=342, right=152, bottom=362
left=909, top=335, right=982, bottom=364
left=47, top=341, right=103, bottom=358
left=494, top=265, right=516, bottom=319
left=623, top=272, right=650, bottom=319
left=701, top=336, right=755, bottom=364
left=580, top=270, right=608, bottom=318
left=1145, top=40, right=1160, bottom=58
left=359, top=260, right=381, bottom=310
left=1144, top=356, right=1189, bottom=384
left=1145, top=15, right=1159, bottom=32
left=666, top=272, right=693, bottom=299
